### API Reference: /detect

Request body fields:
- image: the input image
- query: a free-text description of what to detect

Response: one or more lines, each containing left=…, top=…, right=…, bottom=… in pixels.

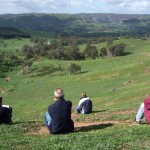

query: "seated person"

left=0, top=97, right=13, bottom=124
left=75, top=92, right=92, bottom=114
left=136, top=95, right=150, bottom=124
left=44, top=88, right=74, bottom=134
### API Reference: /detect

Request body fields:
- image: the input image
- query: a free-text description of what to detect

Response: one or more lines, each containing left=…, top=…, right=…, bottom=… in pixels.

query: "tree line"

left=23, top=37, right=126, bottom=60
left=0, top=36, right=126, bottom=77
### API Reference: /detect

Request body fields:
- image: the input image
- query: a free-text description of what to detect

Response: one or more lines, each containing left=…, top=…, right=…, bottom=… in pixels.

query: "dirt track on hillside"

left=28, top=111, right=138, bottom=135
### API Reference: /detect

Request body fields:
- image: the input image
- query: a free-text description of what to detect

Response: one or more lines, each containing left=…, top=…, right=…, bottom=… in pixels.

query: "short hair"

left=81, top=92, right=87, bottom=98
left=54, top=88, right=64, bottom=99
left=0, top=97, right=2, bottom=103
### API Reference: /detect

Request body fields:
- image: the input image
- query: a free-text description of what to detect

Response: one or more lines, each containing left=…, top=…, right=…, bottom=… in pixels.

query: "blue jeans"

left=44, top=112, right=52, bottom=127
left=136, top=103, right=144, bottom=122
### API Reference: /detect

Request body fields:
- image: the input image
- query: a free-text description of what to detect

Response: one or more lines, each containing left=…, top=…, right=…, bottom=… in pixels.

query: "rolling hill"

left=0, top=27, right=30, bottom=39
left=1, top=38, right=150, bottom=149
left=1, top=13, right=150, bottom=37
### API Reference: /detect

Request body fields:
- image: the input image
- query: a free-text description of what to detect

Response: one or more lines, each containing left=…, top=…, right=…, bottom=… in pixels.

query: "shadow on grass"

left=0, top=74, right=7, bottom=78
left=80, top=71, right=88, bottom=74
left=92, top=109, right=108, bottom=113
left=75, top=123, right=113, bottom=133
left=123, top=52, right=133, bottom=56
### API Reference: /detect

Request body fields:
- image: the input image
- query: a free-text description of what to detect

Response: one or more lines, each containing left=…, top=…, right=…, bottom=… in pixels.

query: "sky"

left=0, top=0, right=150, bottom=14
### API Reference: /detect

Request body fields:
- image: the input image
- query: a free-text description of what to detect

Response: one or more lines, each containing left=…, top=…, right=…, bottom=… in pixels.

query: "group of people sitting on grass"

left=0, top=88, right=92, bottom=134
left=44, top=88, right=92, bottom=134
left=1, top=88, right=150, bottom=134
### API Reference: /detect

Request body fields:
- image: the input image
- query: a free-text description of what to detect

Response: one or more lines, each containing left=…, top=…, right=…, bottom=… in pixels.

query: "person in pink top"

left=136, top=95, right=150, bottom=124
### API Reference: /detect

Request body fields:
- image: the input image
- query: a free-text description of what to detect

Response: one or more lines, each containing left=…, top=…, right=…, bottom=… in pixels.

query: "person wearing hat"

left=75, top=92, right=92, bottom=114
left=0, top=97, right=13, bottom=124
left=44, top=88, right=74, bottom=134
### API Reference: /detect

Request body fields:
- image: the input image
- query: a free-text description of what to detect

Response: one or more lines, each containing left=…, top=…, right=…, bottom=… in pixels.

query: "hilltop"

left=1, top=13, right=150, bottom=37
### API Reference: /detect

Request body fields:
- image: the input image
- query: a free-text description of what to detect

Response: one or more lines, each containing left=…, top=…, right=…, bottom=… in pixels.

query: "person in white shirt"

left=75, top=92, right=92, bottom=114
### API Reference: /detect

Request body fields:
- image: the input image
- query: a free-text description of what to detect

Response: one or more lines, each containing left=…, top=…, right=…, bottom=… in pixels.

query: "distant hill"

left=0, top=13, right=150, bottom=37
left=0, top=27, right=30, bottom=39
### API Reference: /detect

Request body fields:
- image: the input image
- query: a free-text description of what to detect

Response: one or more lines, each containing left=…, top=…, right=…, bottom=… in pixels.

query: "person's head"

left=0, top=97, right=2, bottom=105
left=81, top=92, right=87, bottom=98
left=54, top=88, right=64, bottom=100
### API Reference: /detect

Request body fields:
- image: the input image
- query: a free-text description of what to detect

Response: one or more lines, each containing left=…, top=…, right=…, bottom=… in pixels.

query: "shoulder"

left=80, top=97, right=90, bottom=103
left=48, top=103, right=54, bottom=110
left=66, top=100, right=72, bottom=103
left=1, top=106, right=11, bottom=113
left=65, top=100, right=72, bottom=106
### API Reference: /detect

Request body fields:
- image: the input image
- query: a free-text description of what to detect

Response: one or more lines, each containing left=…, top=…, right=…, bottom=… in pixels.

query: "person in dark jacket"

left=75, top=92, right=92, bottom=114
left=44, top=88, right=74, bottom=134
left=0, top=97, right=13, bottom=124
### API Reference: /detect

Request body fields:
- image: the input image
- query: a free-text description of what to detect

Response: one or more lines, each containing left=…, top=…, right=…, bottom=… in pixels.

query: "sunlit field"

left=1, top=38, right=150, bottom=149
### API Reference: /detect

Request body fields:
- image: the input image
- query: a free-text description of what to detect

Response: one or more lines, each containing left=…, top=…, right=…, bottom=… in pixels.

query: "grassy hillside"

left=1, top=38, right=150, bottom=149
left=0, top=38, right=33, bottom=53
left=0, top=27, right=30, bottom=39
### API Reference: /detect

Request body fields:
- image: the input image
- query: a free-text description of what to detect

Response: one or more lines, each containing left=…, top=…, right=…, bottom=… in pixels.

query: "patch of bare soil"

left=34, top=126, right=49, bottom=135
left=28, top=111, right=137, bottom=135
left=28, top=120, right=135, bottom=135
left=0, top=88, right=5, bottom=94
left=71, top=113, right=78, bottom=119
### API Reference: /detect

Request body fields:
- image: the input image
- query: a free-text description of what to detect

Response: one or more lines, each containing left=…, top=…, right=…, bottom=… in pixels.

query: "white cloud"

left=103, top=0, right=150, bottom=12
left=0, top=0, right=150, bottom=14
left=0, top=0, right=96, bottom=13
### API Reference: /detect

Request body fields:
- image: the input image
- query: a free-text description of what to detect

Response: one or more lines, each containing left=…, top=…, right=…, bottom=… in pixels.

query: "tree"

left=33, top=42, right=48, bottom=58
left=65, top=46, right=85, bottom=60
left=9, top=54, right=23, bottom=67
left=48, top=40, right=64, bottom=60
left=106, top=38, right=113, bottom=57
left=84, top=44, right=98, bottom=59
left=22, top=59, right=33, bottom=74
left=68, top=63, right=81, bottom=76
left=22, top=45, right=33, bottom=59
left=100, top=47, right=107, bottom=58
left=110, top=43, right=126, bottom=56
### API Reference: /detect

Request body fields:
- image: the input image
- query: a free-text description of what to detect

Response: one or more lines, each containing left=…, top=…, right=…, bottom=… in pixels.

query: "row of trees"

left=30, top=36, right=119, bottom=46
left=23, top=38, right=126, bottom=60
left=0, top=55, right=81, bottom=77
left=0, top=36, right=126, bottom=77
left=0, top=52, right=32, bottom=76
left=0, top=52, right=82, bottom=76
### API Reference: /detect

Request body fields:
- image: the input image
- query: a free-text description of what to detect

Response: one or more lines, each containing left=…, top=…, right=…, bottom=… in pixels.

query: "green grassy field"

left=1, top=38, right=150, bottom=149
left=23, top=30, right=55, bottom=39
left=0, top=38, right=33, bottom=53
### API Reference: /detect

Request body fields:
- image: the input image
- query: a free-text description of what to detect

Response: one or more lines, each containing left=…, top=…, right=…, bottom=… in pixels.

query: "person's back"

left=144, top=96, right=150, bottom=124
left=44, top=88, right=74, bottom=134
left=136, top=95, right=150, bottom=124
left=0, top=97, right=12, bottom=124
left=82, top=99, right=92, bottom=114
left=48, top=99, right=74, bottom=134
left=76, top=92, right=92, bottom=114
